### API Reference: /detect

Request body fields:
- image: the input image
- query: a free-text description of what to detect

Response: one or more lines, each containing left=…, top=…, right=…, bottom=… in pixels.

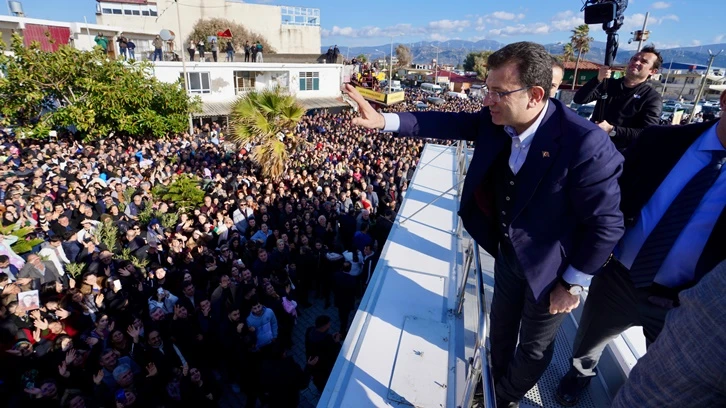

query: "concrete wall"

left=96, top=0, right=321, bottom=55
left=151, top=61, right=342, bottom=102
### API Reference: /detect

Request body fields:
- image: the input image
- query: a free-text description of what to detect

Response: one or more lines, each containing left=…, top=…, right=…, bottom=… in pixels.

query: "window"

left=142, top=10, right=150, bottom=16
left=112, top=8, right=122, bottom=14
left=102, top=8, right=112, bottom=14
left=271, top=72, right=289, bottom=89
left=299, top=72, right=319, bottom=91
left=124, top=10, right=132, bottom=15
left=149, top=6, right=158, bottom=16
left=180, top=72, right=211, bottom=94
left=688, top=89, right=695, bottom=95
left=132, top=10, right=140, bottom=15
left=234, top=71, right=256, bottom=94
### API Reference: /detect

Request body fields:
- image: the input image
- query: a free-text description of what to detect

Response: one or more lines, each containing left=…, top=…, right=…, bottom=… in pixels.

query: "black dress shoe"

left=555, top=378, right=587, bottom=407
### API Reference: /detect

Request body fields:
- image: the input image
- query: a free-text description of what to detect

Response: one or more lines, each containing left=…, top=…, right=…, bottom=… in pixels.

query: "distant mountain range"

left=323, top=40, right=726, bottom=68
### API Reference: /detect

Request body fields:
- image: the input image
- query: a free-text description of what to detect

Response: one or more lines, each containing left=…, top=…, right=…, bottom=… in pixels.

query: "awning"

left=192, top=96, right=348, bottom=118
left=299, top=97, right=348, bottom=110
left=193, top=100, right=235, bottom=118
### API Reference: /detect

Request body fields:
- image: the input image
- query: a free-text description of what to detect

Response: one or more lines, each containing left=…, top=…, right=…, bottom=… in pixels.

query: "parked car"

left=576, top=103, right=596, bottom=120
left=426, top=96, right=445, bottom=106
left=415, top=101, right=428, bottom=110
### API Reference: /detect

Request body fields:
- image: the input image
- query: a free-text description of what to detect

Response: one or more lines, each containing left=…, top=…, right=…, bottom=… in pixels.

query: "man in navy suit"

left=556, top=89, right=726, bottom=406
left=344, top=42, right=624, bottom=407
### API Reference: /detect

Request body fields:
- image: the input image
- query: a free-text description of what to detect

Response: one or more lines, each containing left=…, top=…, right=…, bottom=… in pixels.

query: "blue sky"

left=10, top=0, right=725, bottom=49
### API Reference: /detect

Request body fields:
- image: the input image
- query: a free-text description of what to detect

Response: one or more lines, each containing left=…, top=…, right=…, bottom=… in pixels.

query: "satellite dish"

left=160, top=29, right=175, bottom=41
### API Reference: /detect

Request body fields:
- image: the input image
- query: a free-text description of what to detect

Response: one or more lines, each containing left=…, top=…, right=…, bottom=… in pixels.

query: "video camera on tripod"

left=581, top=0, right=629, bottom=121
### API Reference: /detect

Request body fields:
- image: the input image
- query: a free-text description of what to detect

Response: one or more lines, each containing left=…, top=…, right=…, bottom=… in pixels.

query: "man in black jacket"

left=556, top=89, right=726, bottom=406
left=573, top=45, right=663, bottom=151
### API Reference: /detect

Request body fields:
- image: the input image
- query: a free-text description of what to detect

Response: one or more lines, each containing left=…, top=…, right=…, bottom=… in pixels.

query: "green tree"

left=0, top=33, right=200, bottom=141
left=570, top=25, right=594, bottom=89
left=356, top=54, right=368, bottom=62
left=228, top=87, right=305, bottom=180
left=463, top=51, right=493, bottom=79
left=187, top=18, right=275, bottom=54
left=395, top=44, right=412, bottom=68
left=562, top=42, right=575, bottom=63
left=153, top=174, right=205, bottom=212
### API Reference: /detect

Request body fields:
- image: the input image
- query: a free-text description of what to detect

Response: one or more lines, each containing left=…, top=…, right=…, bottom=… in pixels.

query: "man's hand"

left=597, top=66, right=612, bottom=82
left=596, top=120, right=614, bottom=134
left=344, top=84, right=386, bottom=130
left=549, top=283, right=581, bottom=315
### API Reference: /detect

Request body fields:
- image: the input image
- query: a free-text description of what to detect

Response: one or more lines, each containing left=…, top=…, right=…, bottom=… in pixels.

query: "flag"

left=217, top=29, right=233, bottom=38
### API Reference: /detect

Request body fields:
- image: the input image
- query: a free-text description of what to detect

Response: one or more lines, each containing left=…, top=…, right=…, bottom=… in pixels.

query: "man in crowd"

left=556, top=88, right=726, bottom=406
left=573, top=45, right=663, bottom=151
left=346, top=41, right=624, bottom=407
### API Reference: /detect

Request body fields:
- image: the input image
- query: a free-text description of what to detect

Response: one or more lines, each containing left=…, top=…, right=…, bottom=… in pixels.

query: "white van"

left=420, top=83, right=443, bottom=94
left=446, top=91, right=468, bottom=100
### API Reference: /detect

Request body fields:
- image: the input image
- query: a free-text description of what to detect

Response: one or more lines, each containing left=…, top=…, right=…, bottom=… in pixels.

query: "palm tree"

left=570, top=24, right=593, bottom=90
left=228, top=87, right=305, bottom=180
left=562, top=43, right=575, bottom=63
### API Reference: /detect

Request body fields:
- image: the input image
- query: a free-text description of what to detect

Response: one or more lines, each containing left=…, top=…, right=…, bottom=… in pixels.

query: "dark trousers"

left=245, top=52, right=250, bottom=62
left=188, top=48, right=195, bottom=61
left=338, top=306, right=352, bottom=334
left=489, top=243, right=567, bottom=402
left=562, top=261, right=670, bottom=388
left=212, top=51, right=218, bottom=62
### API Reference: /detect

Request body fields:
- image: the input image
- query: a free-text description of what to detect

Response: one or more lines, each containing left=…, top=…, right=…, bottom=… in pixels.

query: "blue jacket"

left=246, top=307, right=278, bottom=349
left=395, top=99, right=624, bottom=300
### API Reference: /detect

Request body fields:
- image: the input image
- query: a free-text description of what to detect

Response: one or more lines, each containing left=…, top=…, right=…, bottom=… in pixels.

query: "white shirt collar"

left=503, top=100, right=550, bottom=144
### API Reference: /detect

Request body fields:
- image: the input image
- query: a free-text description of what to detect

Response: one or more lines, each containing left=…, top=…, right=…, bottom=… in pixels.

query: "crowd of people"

left=0, top=90, right=482, bottom=407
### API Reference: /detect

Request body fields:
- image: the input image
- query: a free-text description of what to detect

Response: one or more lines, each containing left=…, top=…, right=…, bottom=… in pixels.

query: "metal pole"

left=637, top=12, right=649, bottom=52
left=175, top=0, right=194, bottom=135
left=83, top=16, right=93, bottom=50
left=661, top=54, right=675, bottom=97
left=688, top=49, right=722, bottom=123
left=389, top=36, right=393, bottom=93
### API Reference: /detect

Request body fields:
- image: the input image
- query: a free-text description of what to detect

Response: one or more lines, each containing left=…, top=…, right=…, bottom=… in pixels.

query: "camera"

left=583, top=0, right=628, bottom=25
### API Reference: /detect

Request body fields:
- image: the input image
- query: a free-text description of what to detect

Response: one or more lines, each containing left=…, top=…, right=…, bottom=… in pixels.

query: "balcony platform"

left=320, top=143, right=634, bottom=408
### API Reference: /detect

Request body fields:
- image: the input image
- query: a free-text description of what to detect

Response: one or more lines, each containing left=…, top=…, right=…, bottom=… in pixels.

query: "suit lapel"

left=511, top=103, right=560, bottom=219
left=462, top=129, right=508, bottom=205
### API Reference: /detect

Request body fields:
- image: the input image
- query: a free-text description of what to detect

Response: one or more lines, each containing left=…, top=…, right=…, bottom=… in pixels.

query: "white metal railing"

left=455, top=140, right=497, bottom=408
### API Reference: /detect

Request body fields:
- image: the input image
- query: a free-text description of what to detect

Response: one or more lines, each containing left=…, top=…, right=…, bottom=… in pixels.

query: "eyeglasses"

left=482, top=86, right=531, bottom=103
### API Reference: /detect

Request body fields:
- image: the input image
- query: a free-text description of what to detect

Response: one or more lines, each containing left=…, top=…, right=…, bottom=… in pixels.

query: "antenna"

left=8, top=1, right=24, bottom=16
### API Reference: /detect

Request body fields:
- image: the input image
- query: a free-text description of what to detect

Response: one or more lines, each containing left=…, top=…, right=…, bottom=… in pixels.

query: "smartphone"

left=113, top=280, right=122, bottom=291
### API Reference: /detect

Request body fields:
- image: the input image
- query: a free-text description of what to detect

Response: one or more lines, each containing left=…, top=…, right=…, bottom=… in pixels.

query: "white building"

left=652, top=62, right=725, bottom=102
left=95, top=0, right=321, bottom=55
left=151, top=61, right=346, bottom=120
left=0, top=14, right=157, bottom=57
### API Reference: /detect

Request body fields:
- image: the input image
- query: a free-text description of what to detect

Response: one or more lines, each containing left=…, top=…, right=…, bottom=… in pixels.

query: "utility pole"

left=637, top=12, right=649, bottom=52
left=688, top=49, right=723, bottom=123
left=433, top=45, right=440, bottom=85
left=175, top=0, right=193, bottom=135
left=661, top=53, right=675, bottom=97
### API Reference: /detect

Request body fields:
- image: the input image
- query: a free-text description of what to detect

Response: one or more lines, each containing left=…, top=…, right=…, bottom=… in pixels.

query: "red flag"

left=217, top=29, right=233, bottom=38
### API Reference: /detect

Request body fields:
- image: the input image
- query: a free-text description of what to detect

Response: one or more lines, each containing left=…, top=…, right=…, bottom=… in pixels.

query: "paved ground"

left=219, top=295, right=345, bottom=408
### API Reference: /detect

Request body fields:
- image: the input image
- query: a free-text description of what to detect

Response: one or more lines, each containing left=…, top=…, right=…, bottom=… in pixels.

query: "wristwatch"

left=560, top=278, right=584, bottom=296
left=608, top=127, right=617, bottom=137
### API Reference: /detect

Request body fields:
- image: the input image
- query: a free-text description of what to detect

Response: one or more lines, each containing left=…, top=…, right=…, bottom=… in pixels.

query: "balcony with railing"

left=320, top=141, right=633, bottom=407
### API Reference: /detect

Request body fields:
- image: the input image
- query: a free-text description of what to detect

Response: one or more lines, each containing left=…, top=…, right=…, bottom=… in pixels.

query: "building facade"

left=151, top=62, right=345, bottom=118
left=651, top=62, right=725, bottom=102
left=94, top=0, right=321, bottom=55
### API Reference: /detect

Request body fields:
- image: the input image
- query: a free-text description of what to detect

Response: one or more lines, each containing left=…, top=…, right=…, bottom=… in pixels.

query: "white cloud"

left=651, top=1, right=671, bottom=9
left=491, top=11, right=517, bottom=20
left=691, top=40, right=701, bottom=46
left=550, top=10, right=585, bottom=31
left=475, top=17, right=486, bottom=32
left=428, top=33, right=450, bottom=42
left=322, top=19, right=471, bottom=39
left=427, top=19, right=471, bottom=32
left=715, top=34, right=725, bottom=43
left=489, top=23, right=550, bottom=37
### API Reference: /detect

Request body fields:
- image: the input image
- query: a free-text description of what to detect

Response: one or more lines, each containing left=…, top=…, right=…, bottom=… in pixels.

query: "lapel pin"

left=542, top=151, right=550, bottom=158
